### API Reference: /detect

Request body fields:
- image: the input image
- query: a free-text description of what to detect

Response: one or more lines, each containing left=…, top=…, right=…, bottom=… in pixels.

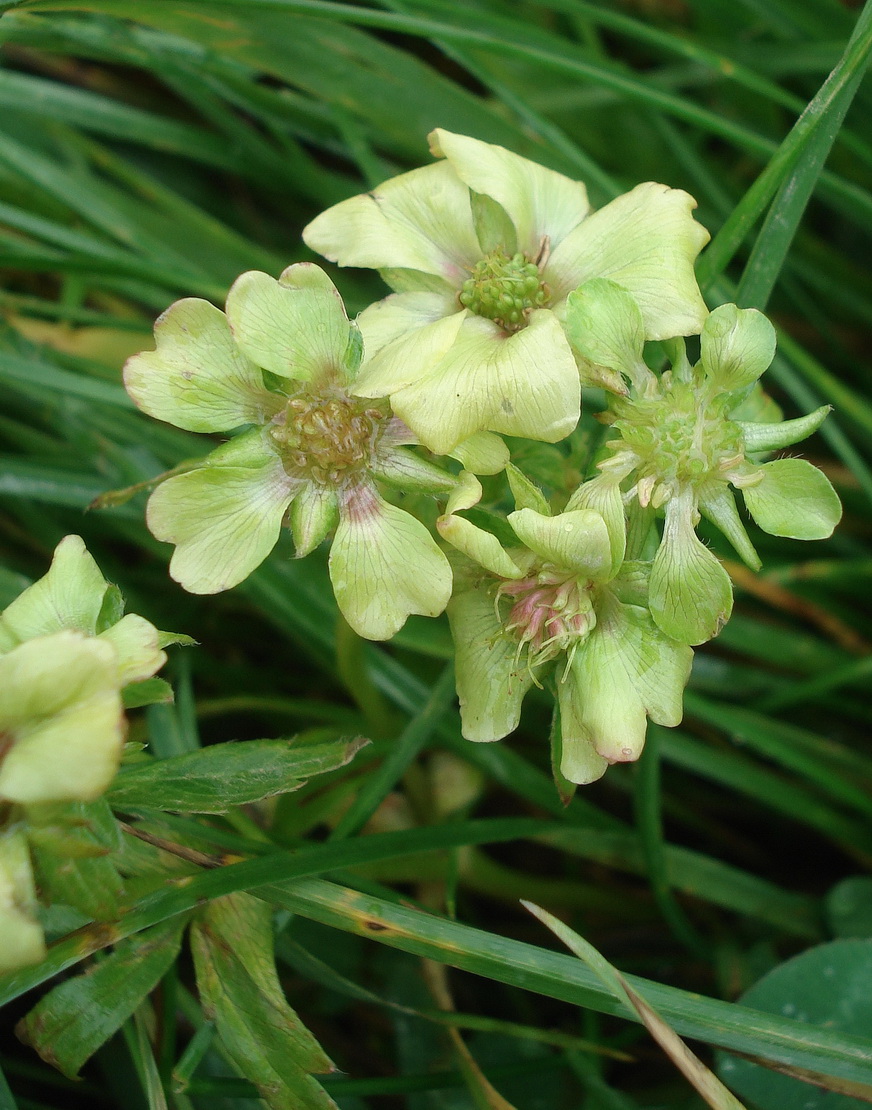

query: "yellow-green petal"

left=124, top=298, right=280, bottom=433
left=447, top=585, right=535, bottom=743
left=147, top=448, right=295, bottom=595
left=700, top=303, right=776, bottom=393
left=354, top=300, right=468, bottom=398
left=742, top=458, right=842, bottom=540
left=562, top=278, right=651, bottom=393
left=303, top=160, right=480, bottom=287
left=545, top=182, right=710, bottom=339
left=99, top=613, right=167, bottom=686
left=0, top=633, right=125, bottom=805
left=508, top=508, right=612, bottom=580
left=0, top=828, right=46, bottom=974
left=225, top=264, right=356, bottom=384
left=438, top=513, right=524, bottom=580
left=329, top=488, right=452, bottom=640
left=389, top=311, right=580, bottom=455
left=429, top=128, right=590, bottom=256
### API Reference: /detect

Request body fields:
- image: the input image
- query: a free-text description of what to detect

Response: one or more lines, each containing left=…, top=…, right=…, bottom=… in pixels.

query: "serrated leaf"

left=191, top=893, right=337, bottom=1110
left=108, top=736, right=369, bottom=813
left=16, top=917, right=186, bottom=1079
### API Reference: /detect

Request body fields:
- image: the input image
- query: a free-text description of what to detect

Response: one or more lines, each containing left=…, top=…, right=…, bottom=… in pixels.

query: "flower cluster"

left=0, top=537, right=180, bottom=973
left=122, top=129, right=841, bottom=788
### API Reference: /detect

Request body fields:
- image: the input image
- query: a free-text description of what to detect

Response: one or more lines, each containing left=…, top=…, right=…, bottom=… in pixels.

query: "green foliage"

left=0, top=0, right=872, bottom=1107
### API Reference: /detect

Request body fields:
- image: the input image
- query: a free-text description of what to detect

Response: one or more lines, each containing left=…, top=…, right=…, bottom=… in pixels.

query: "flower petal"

left=147, top=437, right=294, bottom=594
left=0, top=535, right=107, bottom=649
left=649, top=493, right=733, bottom=645
left=354, top=298, right=468, bottom=397
left=450, top=431, right=510, bottom=475
left=447, top=584, right=534, bottom=742
left=545, top=182, right=710, bottom=339
left=0, top=828, right=46, bottom=974
left=565, top=475, right=627, bottom=578
left=99, top=613, right=167, bottom=686
left=370, top=447, right=456, bottom=494
left=700, top=303, right=776, bottom=393
left=429, top=128, right=590, bottom=256
left=330, top=486, right=452, bottom=640
left=742, top=458, right=842, bottom=540
left=225, top=264, right=356, bottom=384
left=562, top=278, right=651, bottom=392
left=559, top=589, right=691, bottom=774
left=303, top=161, right=481, bottom=287
left=508, top=508, right=612, bottom=580
left=0, top=633, right=125, bottom=804
left=124, top=298, right=280, bottom=433
left=389, top=311, right=580, bottom=455
left=438, top=513, right=524, bottom=580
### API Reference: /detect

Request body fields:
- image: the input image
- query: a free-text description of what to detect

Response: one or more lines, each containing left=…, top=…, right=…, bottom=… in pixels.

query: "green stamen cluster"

left=459, top=251, right=550, bottom=331
left=271, top=395, right=383, bottom=486
left=612, top=378, right=743, bottom=504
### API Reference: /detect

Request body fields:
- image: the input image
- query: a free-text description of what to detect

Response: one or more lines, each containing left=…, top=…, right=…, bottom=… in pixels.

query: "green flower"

left=125, top=263, right=457, bottom=640
left=438, top=486, right=691, bottom=784
left=0, top=826, right=45, bottom=975
left=303, top=128, right=709, bottom=455
left=565, top=281, right=842, bottom=645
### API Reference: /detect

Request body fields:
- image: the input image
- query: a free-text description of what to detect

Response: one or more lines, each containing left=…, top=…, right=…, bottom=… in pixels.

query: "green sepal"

left=122, top=677, right=174, bottom=710
left=548, top=699, right=577, bottom=808
left=289, top=485, right=339, bottom=558
left=698, top=482, right=761, bottom=571
left=506, top=463, right=550, bottom=515
left=742, top=458, right=842, bottom=540
left=470, top=189, right=518, bottom=255
left=95, top=585, right=125, bottom=634
left=191, top=893, right=337, bottom=1110
left=737, top=405, right=830, bottom=453
left=15, top=917, right=187, bottom=1079
left=108, top=736, right=369, bottom=814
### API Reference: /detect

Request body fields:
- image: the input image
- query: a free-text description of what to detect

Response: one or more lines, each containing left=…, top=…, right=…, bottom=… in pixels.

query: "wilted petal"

left=124, top=298, right=280, bottom=433
left=0, top=535, right=107, bottom=649
left=354, top=301, right=468, bottom=397
left=447, top=585, right=535, bottom=742
left=508, top=508, right=612, bottom=581
left=303, top=161, right=481, bottom=287
left=699, top=303, right=776, bottom=393
left=742, top=458, right=842, bottom=540
left=330, top=486, right=452, bottom=640
left=649, top=493, right=733, bottom=645
left=226, top=264, right=357, bottom=384
left=390, top=312, right=580, bottom=455
left=0, top=828, right=46, bottom=974
left=559, top=590, right=691, bottom=776
left=147, top=434, right=295, bottom=594
left=545, top=182, right=709, bottom=339
left=429, top=128, right=590, bottom=256
left=562, top=278, right=651, bottom=393
left=0, top=633, right=125, bottom=804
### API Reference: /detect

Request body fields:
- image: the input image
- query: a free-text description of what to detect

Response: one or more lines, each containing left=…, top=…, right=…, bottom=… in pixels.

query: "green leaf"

left=108, top=736, right=369, bottom=813
left=718, top=940, right=872, bottom=1108
left=15, top=917, right=186, bottom=1079
left=191, top=893, right=337, bottom=1110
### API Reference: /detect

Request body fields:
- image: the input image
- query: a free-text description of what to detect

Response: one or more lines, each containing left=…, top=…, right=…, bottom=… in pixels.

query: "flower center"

left=497, top=567, right=595, bottom=669
left=458, top=251, right=550, bottom=332
left=613, top=380, right=744, bottom=502
left=270, top=393, right=383, bottom=486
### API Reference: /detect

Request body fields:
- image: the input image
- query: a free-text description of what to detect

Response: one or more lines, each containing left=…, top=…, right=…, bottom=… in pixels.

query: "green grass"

left=1, top=1, right=872, bottom=1107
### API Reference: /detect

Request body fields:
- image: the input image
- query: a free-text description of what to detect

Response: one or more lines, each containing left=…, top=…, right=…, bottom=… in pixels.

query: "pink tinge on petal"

left=340, top=482, right=381, bottom=525
left=381, top=416, right=419, bottom=446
